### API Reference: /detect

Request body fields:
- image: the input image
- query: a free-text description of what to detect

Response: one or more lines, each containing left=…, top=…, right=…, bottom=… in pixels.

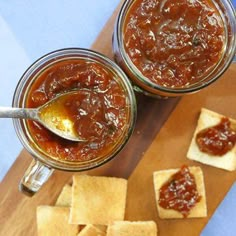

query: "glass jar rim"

left=115, top=0, right=236, bottom=95
left=12, top=47, right=137, bottom=171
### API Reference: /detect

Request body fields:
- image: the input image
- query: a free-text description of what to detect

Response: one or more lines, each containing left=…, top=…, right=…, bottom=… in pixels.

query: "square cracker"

left=69, top=175, right=127, bottom=225
left=77, top=224, right=106, bottom=236
left=55, top=184, right=72, bottom=207
left=37, top=206, right=79, bottom=236
left=106, top=221, right=158, bottom=236
left=187, top=108, right=236, bottom=171
left=153, top=166, right=207, bottom=219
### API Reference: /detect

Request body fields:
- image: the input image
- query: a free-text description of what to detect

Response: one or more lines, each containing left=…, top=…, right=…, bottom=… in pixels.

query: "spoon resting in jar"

left=0, top=90, right=88, bottom=142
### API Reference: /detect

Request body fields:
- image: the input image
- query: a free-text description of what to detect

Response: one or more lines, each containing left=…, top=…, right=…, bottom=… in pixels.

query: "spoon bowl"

left=0, top=90, right=87, bottom=142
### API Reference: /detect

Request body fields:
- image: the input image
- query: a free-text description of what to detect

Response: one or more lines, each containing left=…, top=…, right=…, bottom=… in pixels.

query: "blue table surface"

left=0, top=1, right=235, bottom=235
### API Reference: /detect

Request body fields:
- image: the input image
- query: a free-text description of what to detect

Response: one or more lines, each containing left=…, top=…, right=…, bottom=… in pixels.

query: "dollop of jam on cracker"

left=159, top=165, right=201, bottom=217
left=196, top=117, right=236, bottom=156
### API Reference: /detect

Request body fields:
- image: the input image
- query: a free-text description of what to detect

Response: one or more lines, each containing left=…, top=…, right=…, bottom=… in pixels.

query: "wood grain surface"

left=126, top=64, right=236, bottom=236
left=0, top=1, right=235, bottom=235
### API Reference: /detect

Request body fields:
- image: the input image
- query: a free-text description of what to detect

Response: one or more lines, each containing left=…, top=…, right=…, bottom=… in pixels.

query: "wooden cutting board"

left=0, top=1, right=235, bottom=235
left=126, top=64, right=236, bottom=235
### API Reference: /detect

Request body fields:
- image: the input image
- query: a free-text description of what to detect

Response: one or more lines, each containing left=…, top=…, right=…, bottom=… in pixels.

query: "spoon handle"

left=0, top=107, right=39, bottom=120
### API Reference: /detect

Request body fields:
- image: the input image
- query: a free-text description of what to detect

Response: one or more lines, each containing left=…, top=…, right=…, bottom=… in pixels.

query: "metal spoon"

left=0, top=91, right=87, bottom=142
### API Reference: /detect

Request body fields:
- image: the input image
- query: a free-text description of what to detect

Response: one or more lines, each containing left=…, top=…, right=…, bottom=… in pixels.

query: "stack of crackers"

left=37, top=175, right=158, bottom=235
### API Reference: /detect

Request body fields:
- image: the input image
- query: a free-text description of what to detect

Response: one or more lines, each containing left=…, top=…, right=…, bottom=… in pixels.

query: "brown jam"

left=159, top=166, right=201, bottom=217
left=26, top=59, right=130, bottom=162
left=196, top=117, right=236, bottom=156
left=123, top=0, right=225, bottom=88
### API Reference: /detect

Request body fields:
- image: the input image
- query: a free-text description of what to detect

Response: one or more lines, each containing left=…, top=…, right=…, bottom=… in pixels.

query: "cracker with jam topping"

left=153, top=166, right=207, bottom=219
left=187, top=108, right=236, bottom=171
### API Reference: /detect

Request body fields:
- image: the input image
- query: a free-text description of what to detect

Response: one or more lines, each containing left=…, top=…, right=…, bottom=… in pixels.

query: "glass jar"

left=13, top=48, right=137, bottom=195
left=113, top=0, right=236, bottom=98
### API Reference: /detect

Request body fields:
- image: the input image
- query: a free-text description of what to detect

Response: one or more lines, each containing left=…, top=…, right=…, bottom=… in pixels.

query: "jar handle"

left=19, top=159, right=53, bottom=196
